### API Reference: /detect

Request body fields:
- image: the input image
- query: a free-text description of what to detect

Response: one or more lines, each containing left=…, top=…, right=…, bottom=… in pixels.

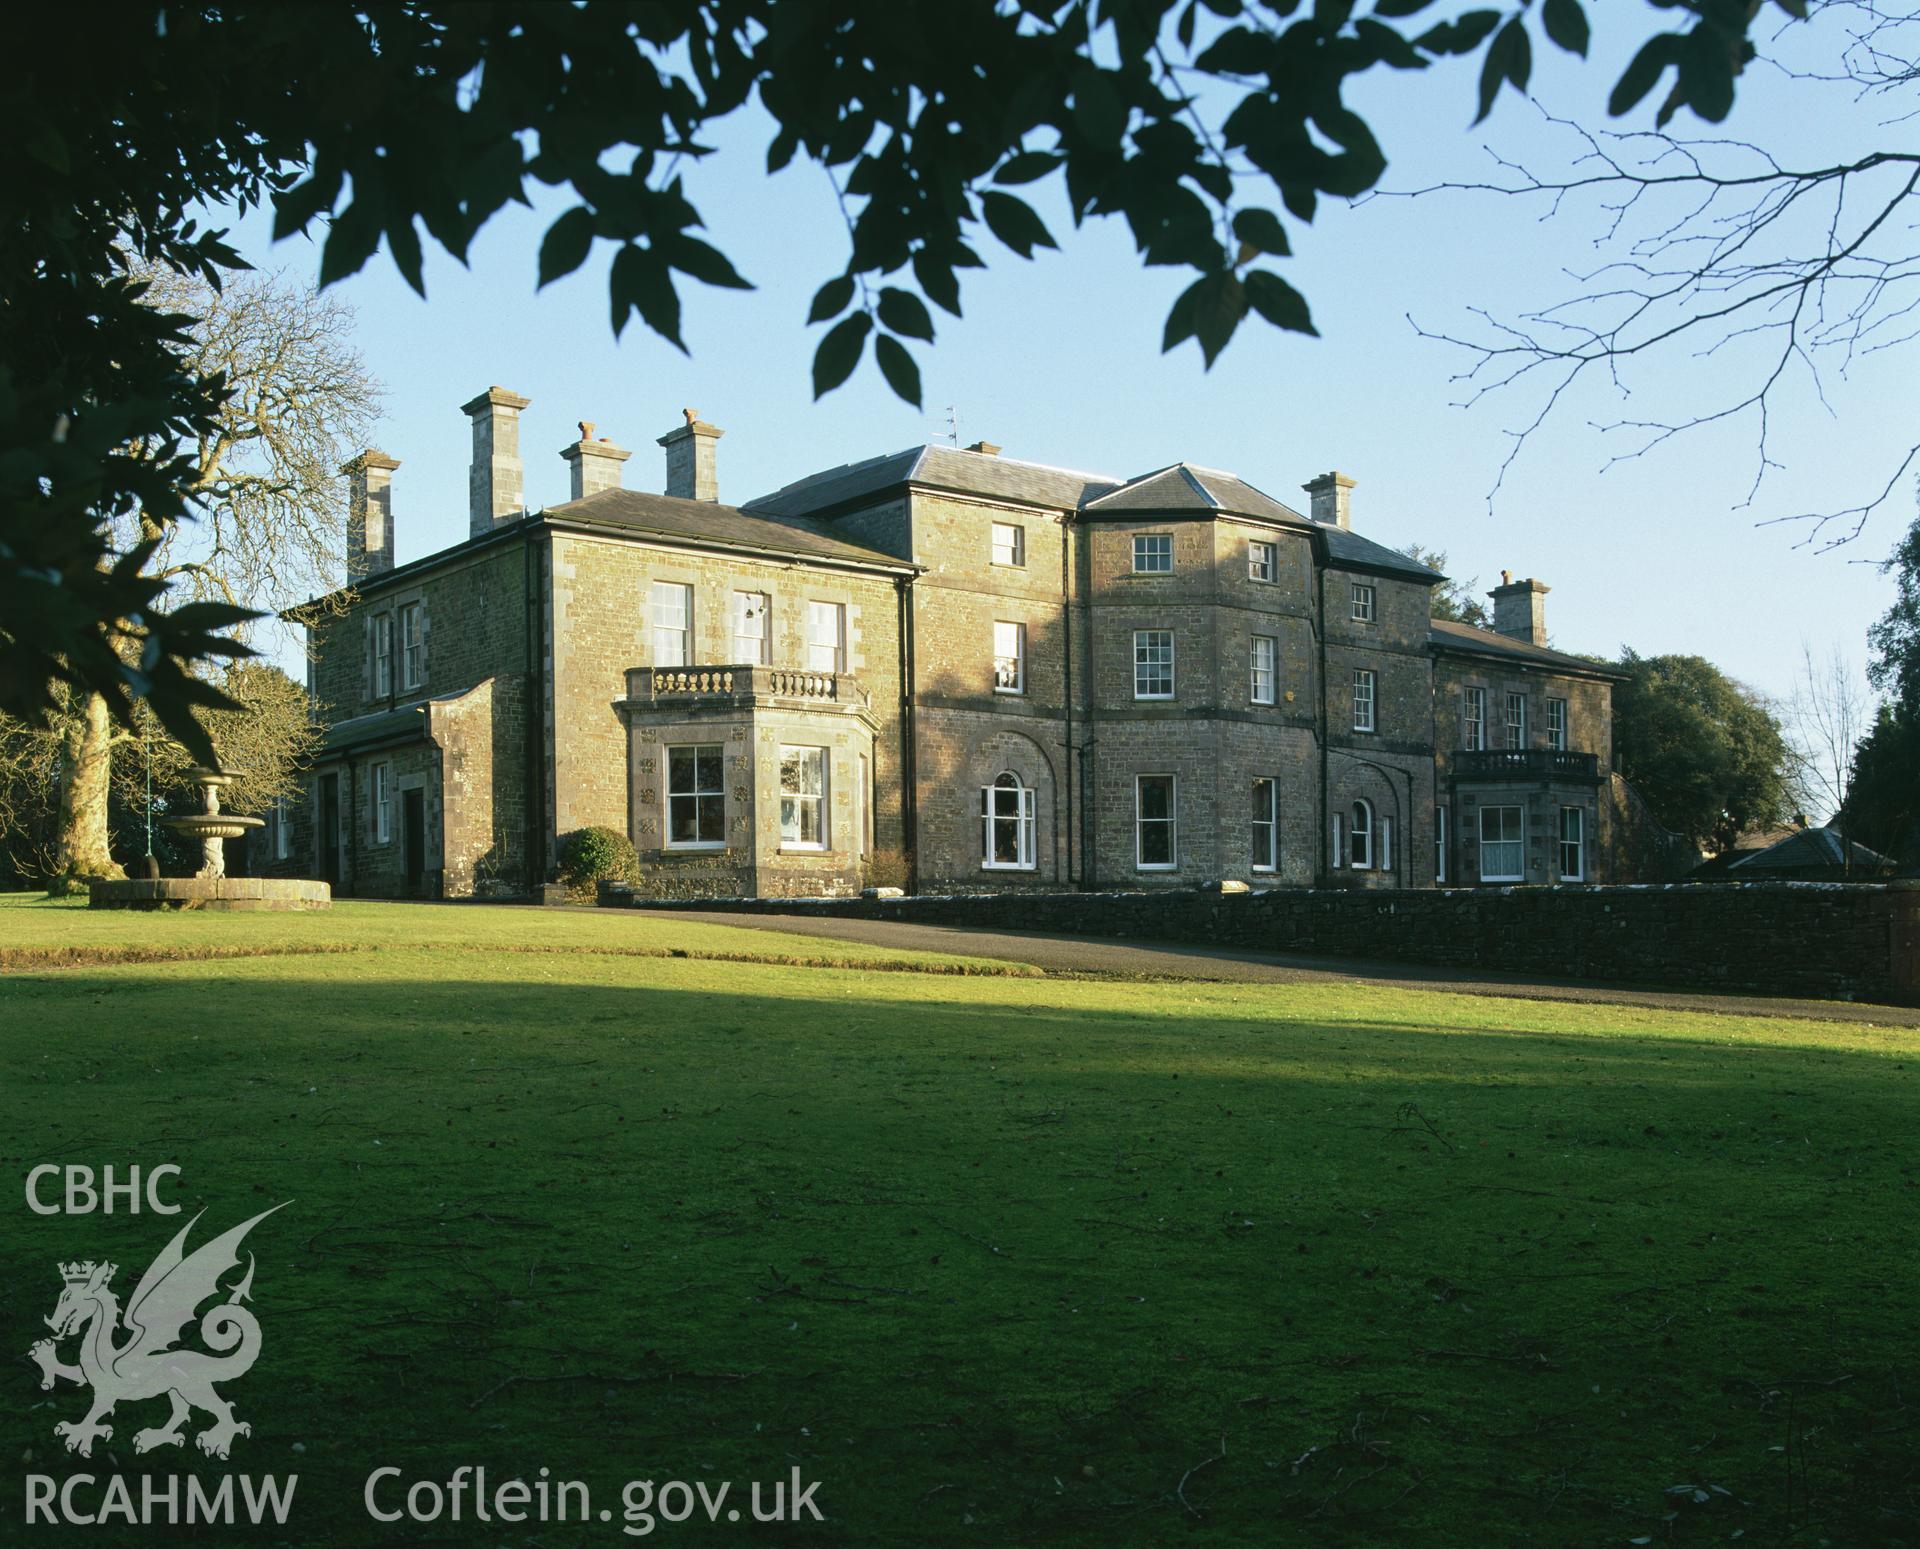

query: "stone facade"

left=257, top=403, right=1644, bottom=900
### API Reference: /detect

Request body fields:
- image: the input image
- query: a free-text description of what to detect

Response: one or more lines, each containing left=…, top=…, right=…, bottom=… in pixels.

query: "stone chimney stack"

left=658, top=408, right=723, bottom=502
left=343, top=449, right=400, bottom=583
left=1490, top=573, right=1550, bottom=646
left=560, top=420, right=631, bottom=502
left=462, top=386, right=532, bottom=536
left=1302, top=470, right=1355, bottom=531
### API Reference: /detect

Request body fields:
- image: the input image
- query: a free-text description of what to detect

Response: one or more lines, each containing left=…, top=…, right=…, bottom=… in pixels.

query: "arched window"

left=1348, top=799, right=1373, bottom=870
left=981, top=772, right=1036, bottom=870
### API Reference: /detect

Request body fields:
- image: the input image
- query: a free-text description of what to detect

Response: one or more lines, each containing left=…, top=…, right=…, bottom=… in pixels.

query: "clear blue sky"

left=220, top=8, right=1902, bottom=710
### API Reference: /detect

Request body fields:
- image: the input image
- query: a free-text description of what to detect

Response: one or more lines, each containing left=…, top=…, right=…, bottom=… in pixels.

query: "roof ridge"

left=1176, top=465, right=1222, bottom=506
left=918, top=443, right=1124, bottom=484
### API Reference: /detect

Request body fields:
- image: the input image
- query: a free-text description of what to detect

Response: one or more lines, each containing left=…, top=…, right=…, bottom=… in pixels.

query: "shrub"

left=556, top=825, right=637, bottom=889
left=862, top=847, right=911, bottom=891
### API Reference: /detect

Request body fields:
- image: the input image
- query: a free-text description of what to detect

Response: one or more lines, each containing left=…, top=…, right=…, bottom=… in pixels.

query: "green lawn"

left=2, top=899, right=1915, bottom=1545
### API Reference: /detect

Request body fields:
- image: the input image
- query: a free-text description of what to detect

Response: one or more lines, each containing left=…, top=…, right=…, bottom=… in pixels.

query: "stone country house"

left=255, top=388, right=1665, bottom=899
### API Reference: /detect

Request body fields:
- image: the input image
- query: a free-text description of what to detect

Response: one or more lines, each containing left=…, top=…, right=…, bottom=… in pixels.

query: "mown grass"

left=1, top=901, right=1915, bottom=1546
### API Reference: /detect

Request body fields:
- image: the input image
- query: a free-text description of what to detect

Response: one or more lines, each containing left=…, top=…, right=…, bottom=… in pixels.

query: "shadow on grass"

left=1, top=967, right=1915, bottom=1548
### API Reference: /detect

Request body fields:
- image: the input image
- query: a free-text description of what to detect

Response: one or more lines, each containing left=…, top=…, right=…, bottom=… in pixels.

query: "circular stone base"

left=88, top=878, right=332, bottom=912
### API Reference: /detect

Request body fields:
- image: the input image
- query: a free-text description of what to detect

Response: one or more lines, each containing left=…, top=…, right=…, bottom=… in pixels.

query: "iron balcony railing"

left=1453, top=748, right=1601, bottom=781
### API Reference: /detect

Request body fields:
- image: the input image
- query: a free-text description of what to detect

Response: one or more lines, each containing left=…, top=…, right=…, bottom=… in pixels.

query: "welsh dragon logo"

left=27, top=1204, right=286, bottom=1460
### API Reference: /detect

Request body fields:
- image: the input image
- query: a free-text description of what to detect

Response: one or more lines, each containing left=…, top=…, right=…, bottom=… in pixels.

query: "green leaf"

left=979, top=191, right=1057, bottom=259
left=1163, top=272, right=1248, bottom=366
left=1675, top=24, right=1736, bottom=122
left=813, top=312, right=872, bottom=399
left=1609, top=33, right=1681, bottom=117
left=1541, top=0, right=1589, bottom=57
left=993, top=151, right=1061, bottom=186
left=1473, top=17, right=1532, bottom=124
left=667, top=235, right=753, bottom=291
left=1232, top=208, right=1291, bottom=258
left=1414, top=9, right=1500, bottom=55
left=1245, top=270, right=1318, bottom=336
left=808, top=275, right=856, bottom=324
left=912, top=250, right=963, bottom=317
left=1371, top=0, right=1433, bottom=16
left=874, top=334, right=922, bottom=407
left=878, top=287, right=935, bottom=341
left=318, top=200, right=384, bottom=287
left=538, top=208, right=595, bottom=289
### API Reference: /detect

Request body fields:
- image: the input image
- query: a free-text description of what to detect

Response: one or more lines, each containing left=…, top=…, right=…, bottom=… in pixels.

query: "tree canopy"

left=1611, top=649, right=1791, bottom=853
left=1, top=0, right=1810, bottom=756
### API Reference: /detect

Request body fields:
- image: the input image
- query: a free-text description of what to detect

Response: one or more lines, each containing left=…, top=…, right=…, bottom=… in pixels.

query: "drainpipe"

left=1060, top=514, right=1074, bottom=887
left=524, top=525, right=547, bottom=894
left=1315, top=556, right=1329, bottom=884
left=897, top=574, right=918, bottom=890
left=346, top=757, right=358, bottom=898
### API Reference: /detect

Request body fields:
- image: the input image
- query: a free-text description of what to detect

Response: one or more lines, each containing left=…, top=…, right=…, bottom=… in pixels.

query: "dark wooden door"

left=403, top=789, right=426, bottom=896
left=318, top=774, right=340, bottom=886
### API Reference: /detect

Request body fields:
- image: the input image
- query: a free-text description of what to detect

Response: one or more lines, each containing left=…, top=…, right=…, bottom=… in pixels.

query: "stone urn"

left=160, top=767, right=263, bottom=880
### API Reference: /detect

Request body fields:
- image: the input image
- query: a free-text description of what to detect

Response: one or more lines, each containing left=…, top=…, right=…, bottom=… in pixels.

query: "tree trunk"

left=53, top=692, right=124, bottom=888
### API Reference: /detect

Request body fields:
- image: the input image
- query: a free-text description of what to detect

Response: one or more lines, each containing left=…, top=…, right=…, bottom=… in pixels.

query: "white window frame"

left=1462, top=687, right=1487, bottom=751
left=1547, top=697, right=1568, bottom=751
left=732, top=591, right=770, bottom=665
left=1505, top=691, right=1528, bottom=749
left=372, top=762, right=392, bottom=845
left=805, top=600, right=845, bottom=674
left=399, top=602, right=424, bottom=689
left=1251, top=635, right=1276, bottom=705
left=993, top=620, right=1026, bottom=694
left=1135, top=774, right=1178, bottom=870
left=1133, top=630, right=1175, bottom=699
left=666, top=743, right=726, bottom=849
left=1248, top=540, right=1275, bottom=582
left=271, top=798, right=292, bottom=861
left=778, top=745, right=828, bottom=850
left=1347, top=798, right=1373, bottom=870
left=1480, top=804, right=1524, bottom=882
left=1353, top=668, right=1376, bottom=733
left=1558, top=805, right=1585, bottom=881
left=991, top=521, right=1025, bottom=568
left=1132, top=533, right=1173, bottom=574
left=1435, top=803, right=1448, bottom=884
left=1252, top=778, right=1277, bottom=873
left=372, top=613, right=393, bottom=698
left=1351, top=582, right=1376, bottom=623
left=980, top=773, right=1037, bottom=870
left=651, top=580, right=693, bottom=667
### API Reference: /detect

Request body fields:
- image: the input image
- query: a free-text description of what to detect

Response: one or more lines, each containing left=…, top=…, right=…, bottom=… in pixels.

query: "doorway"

left=318, top=774, right=340, bottom=886
left=403, top=789, right=427, bottom=896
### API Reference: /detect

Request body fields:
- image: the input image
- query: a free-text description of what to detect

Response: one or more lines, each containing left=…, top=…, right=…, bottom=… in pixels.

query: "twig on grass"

left=1176, top=1434, right=1226, bottom=1519
left=1393, top=1103, right=1455, bottom=1152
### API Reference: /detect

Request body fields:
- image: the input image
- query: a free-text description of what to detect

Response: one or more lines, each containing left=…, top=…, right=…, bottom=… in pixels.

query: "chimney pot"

left=1302, top=470, right=1356, bottom=531
left=967, top=440, right=1001, bottom=456
left=1489, top=574, right=1551, bottom=646
left=658, top=414, right=724, bottom=502
left=342, top=449, right=401, bottom=583
left=560, top=422, right=632, bottom=502
left=462, top=386, right=532, bottom=537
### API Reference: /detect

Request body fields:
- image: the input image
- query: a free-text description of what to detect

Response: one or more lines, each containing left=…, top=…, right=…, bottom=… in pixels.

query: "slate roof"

left=1321, top=526, right=1448, bottom=581
left=544, top=486, right=911, bottom=569
left=1082, top=462, right=1307, bottom=524
left=1726, top=826, right=1891, bottom=873
left=321, top=704, right=427, bottom=753
left=1428, top=617, right=1624, bottom=677
left=745, top=444, right=1121, bottom=518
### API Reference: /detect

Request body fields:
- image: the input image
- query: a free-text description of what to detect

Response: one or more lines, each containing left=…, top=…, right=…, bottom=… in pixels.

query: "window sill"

left=1136, top=863, right=1178, bottom=872
left=665, top=842, right=727, bottom=853
left=1134, top=693, right=1175, bottom=702
left=778, top=845, right=829, bottom=855
left=993, top=687, right=1025, bottom=697
left=1251, top=697, right=1275, bottom=707
left=981, top=863, right=1037, bottom=872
